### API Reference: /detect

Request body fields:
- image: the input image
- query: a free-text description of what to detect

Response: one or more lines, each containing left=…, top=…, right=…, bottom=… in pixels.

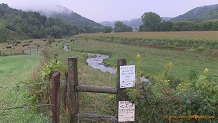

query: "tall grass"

left=40, top=36, right=216, bottom=122
left=0, top=55, right=50, bottom=123
left=84, top=31, right=218, bottom=49
left=69, top=36, right=218, bottom=81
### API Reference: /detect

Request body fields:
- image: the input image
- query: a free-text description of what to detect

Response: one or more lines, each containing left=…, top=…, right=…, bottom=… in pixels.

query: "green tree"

left=114, top=21, right=133, bottom=32
left=0, top=24, right=8, bottom=42
left=198, top=20, right=213, bottom=31
left=160, top=21, right=173, bottom=31
left=211, top=20, right=218, bottom=30
left=172, top=21, right=197, bottom=31
left=0, top=3, right=9, bottom=17
left=47, top=35, right=54, bottom=47
left=114, top=21, right=123, bottom=32
left=103, top=26, right=113, bottom=33
left=140, top=12, right=161, bottom=31
left=46, top=25, right=63, bottom=38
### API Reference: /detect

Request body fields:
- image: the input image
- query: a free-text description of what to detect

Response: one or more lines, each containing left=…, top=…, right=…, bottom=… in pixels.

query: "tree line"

left=2, top=3, right=218, bottom=42
left=0, top=3, right=103, bottom=42
left=103, top=21, right=133, bottom=33
left=103, top=11, right=218, bottom=33
left=139, top=12, right=218, bottom=31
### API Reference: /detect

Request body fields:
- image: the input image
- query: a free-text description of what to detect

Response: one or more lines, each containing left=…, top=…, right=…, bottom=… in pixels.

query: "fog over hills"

left=101, top=17, right=172, bottom=28
left=9, top=3, right=218, bottom=28
left=101, top=4, right=218, bottom=28
left=27, top=5, right=102, bottom=27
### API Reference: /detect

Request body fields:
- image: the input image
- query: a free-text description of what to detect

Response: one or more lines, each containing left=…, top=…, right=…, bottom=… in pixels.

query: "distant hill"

left=170, top=4, right=218, bottom=22
left=101, top=17, right=172, bottom=28
left=0, top=3, right=103, bottom=41
left=38, top=5, right=102, bottom=27
left=100, top=19, right=142, bottom=28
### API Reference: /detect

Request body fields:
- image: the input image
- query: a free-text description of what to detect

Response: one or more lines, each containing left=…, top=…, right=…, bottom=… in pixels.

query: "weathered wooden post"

left=68, top=57, right=79, bottom=123
left=116, top=59, right=127, bottom=102
left=63, top=72, right=68, bottom=110
left=117, top=59, right=127, bottom=122
left=116, top=59, right=135, bottom=123
left=51, top=71, right=60, bottom=123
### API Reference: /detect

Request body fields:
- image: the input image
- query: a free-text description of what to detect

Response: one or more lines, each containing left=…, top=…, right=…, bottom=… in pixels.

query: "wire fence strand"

left=0, top=80, right=68, bottom=89
left=0, top=103, right=54, bottom=111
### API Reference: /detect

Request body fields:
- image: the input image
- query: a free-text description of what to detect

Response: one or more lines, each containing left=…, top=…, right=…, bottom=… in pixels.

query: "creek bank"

left=86, top=53, right=116, bottom=74
left=63, top=43, right=149, bottom=82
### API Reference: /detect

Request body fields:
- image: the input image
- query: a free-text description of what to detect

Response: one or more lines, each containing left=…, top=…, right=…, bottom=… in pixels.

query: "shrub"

left=126, top=54, right=218, bottom=122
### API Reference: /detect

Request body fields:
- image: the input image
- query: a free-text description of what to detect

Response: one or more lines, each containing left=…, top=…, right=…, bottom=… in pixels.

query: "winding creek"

left=63, top=43, right=116, bottom=74
left=63, top=43, right=149, bottom=82
left=63, top=43, right=71, bottom=51
left=86, top=53, right=116, bottom=74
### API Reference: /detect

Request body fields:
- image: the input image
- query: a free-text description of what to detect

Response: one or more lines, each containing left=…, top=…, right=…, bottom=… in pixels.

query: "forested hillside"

left=0, top=3, right=103, bottom=42
left=170, top=4, right=218, bottom=22
left=39, top=5, right=101, bottom=27
left=38, top=5, right=102, bottom=33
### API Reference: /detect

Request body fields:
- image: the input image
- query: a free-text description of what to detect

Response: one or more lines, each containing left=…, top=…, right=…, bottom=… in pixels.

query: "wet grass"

left=68, top=36, right=218, bottom=81
left=1, top=34, right=218, bottom=122
left=43, top=39, right=117, bottom=122
left=84, top=31, right=218, bottom=49
left=0, top=55, right=50, bottom=123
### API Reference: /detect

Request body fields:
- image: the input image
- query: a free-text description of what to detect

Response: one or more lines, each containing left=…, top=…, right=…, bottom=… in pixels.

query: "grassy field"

left=83, top=31, right=218, bottom=50
left=1, top=31, right=218, bottom=122
left=48, top=39, right=117, bottom=117
left=86, top=31, right=218, bottom=41
left=0, top=39, right=46, bottom=56
left=67, top=36, right=218, bottom=81
left=0, top=55, right=50, bottom=122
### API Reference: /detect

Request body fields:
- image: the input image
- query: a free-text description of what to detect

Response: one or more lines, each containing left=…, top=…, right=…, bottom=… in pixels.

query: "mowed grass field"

left=0, top=55, right=49, bottom=122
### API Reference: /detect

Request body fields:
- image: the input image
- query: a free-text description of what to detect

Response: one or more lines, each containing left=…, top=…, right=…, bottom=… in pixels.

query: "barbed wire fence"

left=0, top=59, right=127, bottom=122
left=0, top=71, right=61, bottom=123
left=0, top=48, right=43, bottom=56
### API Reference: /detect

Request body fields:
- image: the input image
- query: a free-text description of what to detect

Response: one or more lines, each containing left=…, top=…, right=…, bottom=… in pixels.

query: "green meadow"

left=67, top=36, right=218, bottom=81
left=0, top=55, right=50, bottom=123
left=1, top=31, right=218, bottom=122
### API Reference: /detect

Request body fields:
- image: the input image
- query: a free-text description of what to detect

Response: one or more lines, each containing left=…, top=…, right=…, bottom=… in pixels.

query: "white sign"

left=120, top=65, right=135, bottom=88
left=118, top=101, right=135, bottom=122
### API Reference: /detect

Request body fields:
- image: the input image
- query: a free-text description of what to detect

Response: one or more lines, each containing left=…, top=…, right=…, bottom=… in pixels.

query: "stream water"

left=63, top=43, right=71, bottom=51
left=86, top=53, right=116, bottom=74
left=63, top=43, right=116, bottom=74
left=63, top=43, right=149, bottom=82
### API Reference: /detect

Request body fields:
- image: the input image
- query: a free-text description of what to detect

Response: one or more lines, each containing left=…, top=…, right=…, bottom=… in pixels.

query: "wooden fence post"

left=0, top=50, right=1, bottom=56
left=51, top=71, right=60, bottom=123
left=116, top=59, right=135, bottom=123
left=63, top=72, right=68, bottom=110
left=68, top=57, right=79, bottom=123
left=116, top=59, right=127, bottom=122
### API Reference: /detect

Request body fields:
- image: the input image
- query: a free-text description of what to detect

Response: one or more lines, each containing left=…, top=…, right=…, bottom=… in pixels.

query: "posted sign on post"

left=120, top=65, right=135, bottom=88
left=118, top=101, right=135, bottom=122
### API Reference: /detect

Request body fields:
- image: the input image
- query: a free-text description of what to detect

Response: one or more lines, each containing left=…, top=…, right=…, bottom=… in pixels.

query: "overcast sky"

left=1, top=0, right=218, bottom=22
